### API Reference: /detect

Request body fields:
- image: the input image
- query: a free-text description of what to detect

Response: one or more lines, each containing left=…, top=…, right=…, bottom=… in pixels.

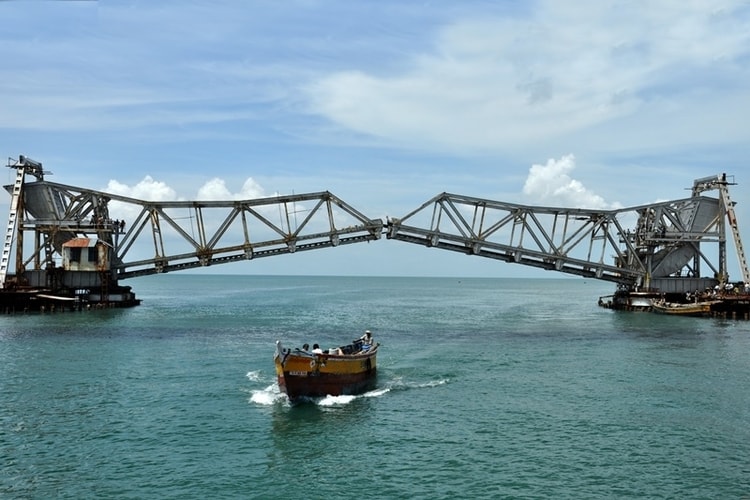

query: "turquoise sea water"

left=1, top=275, right=749, bottom=499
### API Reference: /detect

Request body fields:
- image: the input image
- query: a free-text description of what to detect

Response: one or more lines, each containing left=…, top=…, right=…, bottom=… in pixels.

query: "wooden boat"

left=274, top=338, right=379, bottom=401
left=651, top=300, right=720, bottom=316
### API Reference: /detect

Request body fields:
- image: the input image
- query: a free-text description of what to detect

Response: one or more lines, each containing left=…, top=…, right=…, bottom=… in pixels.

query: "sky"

left=1, top=0, right=749, bottom=280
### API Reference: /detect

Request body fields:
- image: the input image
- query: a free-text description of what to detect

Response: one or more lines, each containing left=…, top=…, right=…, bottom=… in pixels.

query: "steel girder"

left=386, top=192, right=727, bottom=287
left=4, top=160, right=738, bottom=289
left=12, top=180, right=383, bottom=280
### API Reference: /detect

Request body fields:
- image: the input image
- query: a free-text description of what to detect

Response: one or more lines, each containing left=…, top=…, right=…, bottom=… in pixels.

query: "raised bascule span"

left=386, top=180, right=749, bottom=297
left=2, top=155, right=749, bottom=317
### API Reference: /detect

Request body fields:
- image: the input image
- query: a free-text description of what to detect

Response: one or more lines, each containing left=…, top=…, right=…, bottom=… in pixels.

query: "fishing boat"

left=651, top=300, right=720, bottom=316
left=274, top=338, right=379, bottom=401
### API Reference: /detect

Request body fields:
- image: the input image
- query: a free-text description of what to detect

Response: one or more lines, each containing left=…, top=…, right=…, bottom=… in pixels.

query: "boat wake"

left=318, top=394, right=357, bottom=406
left=414, top=378, right=449, bottom=389
left=386, top=376, right=449, bottom=391
left=298, top=387, right=390, bottom=406
left=364, top=387, right=391, bottom=398
left=249, top=383, right=287, bottom=405
left=245, top=370, right=287, bottom=405
left=245, top=370, right=445, bottom=407
left=246, top=371, right=391, bottom=407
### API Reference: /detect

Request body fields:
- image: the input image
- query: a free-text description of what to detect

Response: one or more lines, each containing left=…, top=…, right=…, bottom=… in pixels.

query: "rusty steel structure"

left=1, top=155, right=382, bottom=308
left=2, top=154, right=748, bottom=313
left=386, top=174, right=748, bottom=296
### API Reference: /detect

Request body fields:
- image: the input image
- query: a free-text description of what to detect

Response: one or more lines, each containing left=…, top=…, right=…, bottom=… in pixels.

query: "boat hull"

left=274, top=342, right=378, bottom=401
left=651, top=300, right=720, bottom=316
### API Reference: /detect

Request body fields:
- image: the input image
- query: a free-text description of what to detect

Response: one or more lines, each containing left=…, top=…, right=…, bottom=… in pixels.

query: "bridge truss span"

left=386, top=193, right=642, bottom=284
left=386, top=188, right=737, bottom=290
left=2, top=156, right=744, bottom=307
left=111, top=190, right=383, bottom=279
left=3, top=169, right=383, bottom=285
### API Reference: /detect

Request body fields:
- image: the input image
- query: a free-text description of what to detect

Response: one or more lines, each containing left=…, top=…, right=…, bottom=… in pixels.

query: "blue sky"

left=2, top=1, right=749, bottom=279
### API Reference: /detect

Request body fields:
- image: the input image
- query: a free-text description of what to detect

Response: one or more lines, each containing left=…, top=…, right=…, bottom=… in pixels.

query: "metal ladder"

left=719, top=182, right=750, bottom=284
left=0, top=166, right=25, bottom=287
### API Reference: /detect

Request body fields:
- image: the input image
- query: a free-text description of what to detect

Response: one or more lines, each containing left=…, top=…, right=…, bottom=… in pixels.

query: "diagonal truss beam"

left=4, top=158, right=740, bottom=292
left=13, top=180, right=383, bottom=279
left=386, top=192, right=727, bottom=287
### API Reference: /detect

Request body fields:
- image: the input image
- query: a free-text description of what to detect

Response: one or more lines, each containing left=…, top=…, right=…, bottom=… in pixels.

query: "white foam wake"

left=249, top=383, right=285, bottom=405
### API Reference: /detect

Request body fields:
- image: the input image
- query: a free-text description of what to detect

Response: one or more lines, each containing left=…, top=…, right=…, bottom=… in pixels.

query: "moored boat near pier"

left=651, top=299, right=721, bottom=317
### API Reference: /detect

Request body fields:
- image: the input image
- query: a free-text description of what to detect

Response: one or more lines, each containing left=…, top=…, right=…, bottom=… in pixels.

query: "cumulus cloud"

left=522, top=155, right=617, bottom=209
left=196, top=177, right=266, bottom=200
left=105, top=176, right=178, bottom=201
left=102, top=175, right=272, bottom=236
left=104, top=175, right=267, bottom=202
left=102, top=176, right=179, bottom=223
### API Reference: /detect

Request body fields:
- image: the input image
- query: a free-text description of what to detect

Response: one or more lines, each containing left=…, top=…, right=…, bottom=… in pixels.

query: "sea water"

left=1, top=275, right=749, bottom=499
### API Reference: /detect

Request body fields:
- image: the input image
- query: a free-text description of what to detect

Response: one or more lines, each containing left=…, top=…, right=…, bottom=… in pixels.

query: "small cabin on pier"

left=62, top=238, right=111, bottom=272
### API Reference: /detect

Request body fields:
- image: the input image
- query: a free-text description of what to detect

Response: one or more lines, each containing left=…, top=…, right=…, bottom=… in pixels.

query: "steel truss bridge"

left=2, top=155, right=748, bottom=296
left=387, top=177, right=749, bottom=293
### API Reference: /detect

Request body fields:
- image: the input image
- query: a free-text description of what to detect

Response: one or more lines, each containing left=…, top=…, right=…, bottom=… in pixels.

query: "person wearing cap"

left=359, top=330, right=374, bottom=351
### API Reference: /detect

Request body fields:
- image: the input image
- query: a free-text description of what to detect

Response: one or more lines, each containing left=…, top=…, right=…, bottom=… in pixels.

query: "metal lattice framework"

left=386, top=184, right=737, bottom=289
left=8, top=178, right=383, bottom=282
left=3, top=156, right=745, bottom=295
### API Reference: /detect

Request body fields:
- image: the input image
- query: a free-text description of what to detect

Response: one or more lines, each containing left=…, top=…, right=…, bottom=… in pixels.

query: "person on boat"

left=312, top=344, right=323, bottom=354
left=359, top=330, right=374, bottom=351
left=302, top=343, right=310, bottom=352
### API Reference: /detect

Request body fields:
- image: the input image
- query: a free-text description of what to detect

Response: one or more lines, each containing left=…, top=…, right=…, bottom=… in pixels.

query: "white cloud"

left=100, top=175, right=275, bottom=256
left=196, top=178, right=232, bottom=201
left=105, top=176, right=178, bottom=201
left=3, top=0, right=747, bottom=160
left=103, top=175, right=268, bottom=203
left=196, top=177, right=266, bottom=200
left=522, top=155, right=618, bottom=209
left=102, top=176, right=179, bottom=223
left=306, top=1, right=750, bottom=154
